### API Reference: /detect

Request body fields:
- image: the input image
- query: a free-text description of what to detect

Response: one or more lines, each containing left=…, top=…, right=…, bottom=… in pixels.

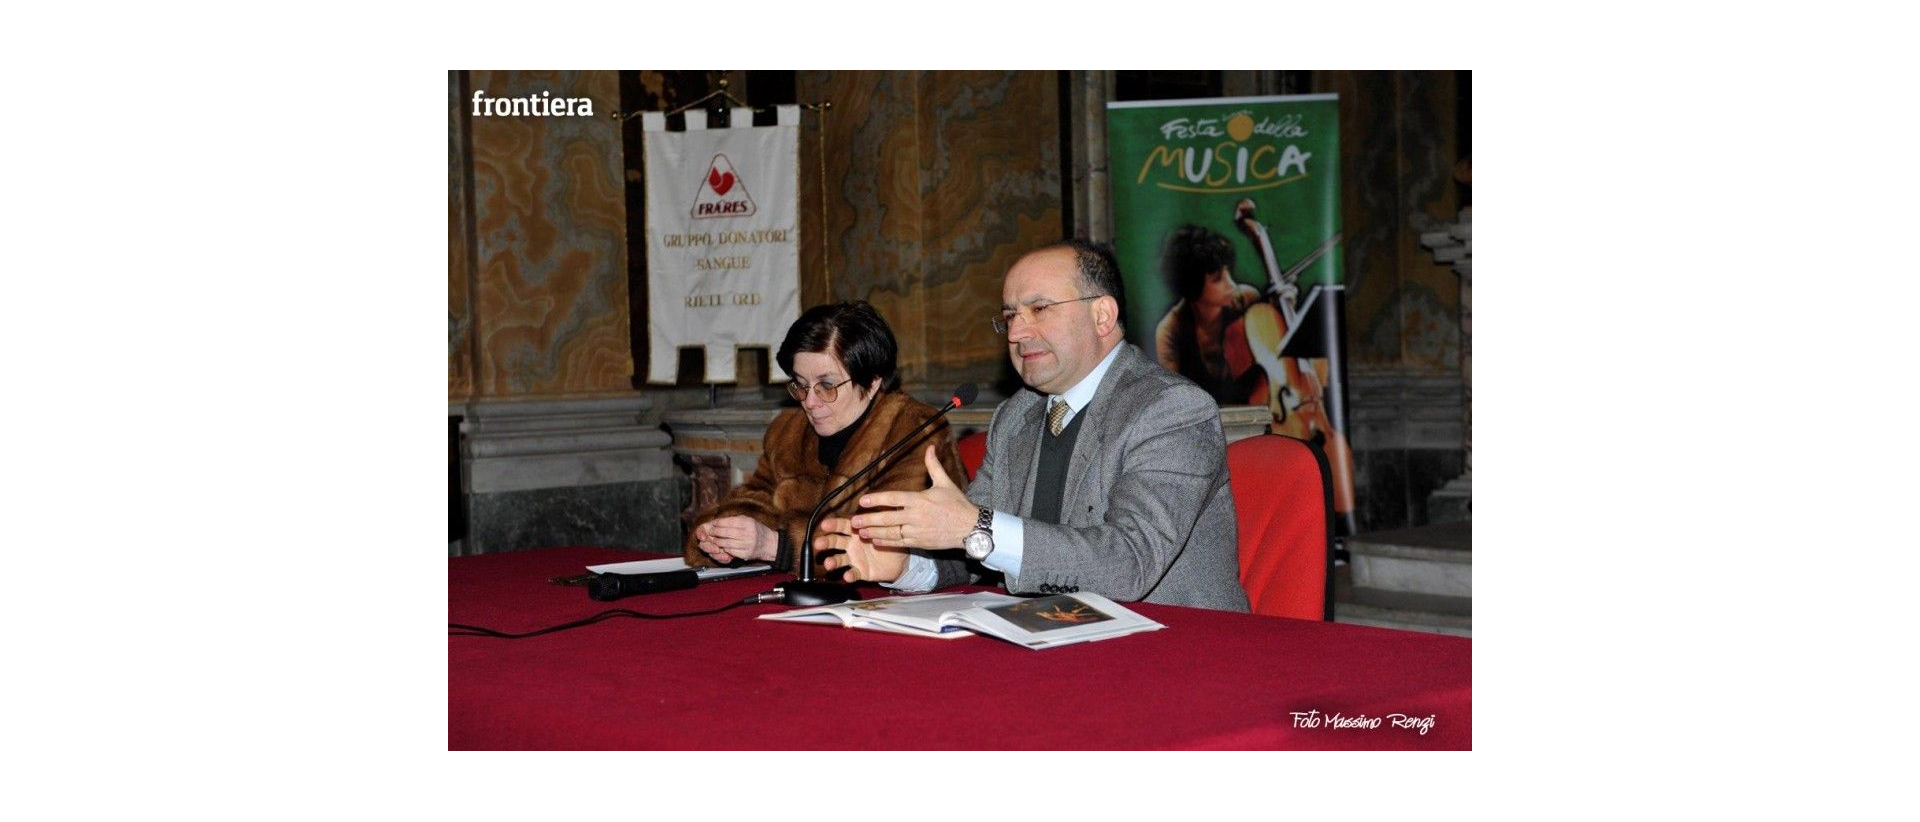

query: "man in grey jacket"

left=820, top=240, right=1249, bottom=612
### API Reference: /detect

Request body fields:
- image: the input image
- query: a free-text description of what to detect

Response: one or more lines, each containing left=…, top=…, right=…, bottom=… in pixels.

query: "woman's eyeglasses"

left=787, top=377, right=852, bottom=403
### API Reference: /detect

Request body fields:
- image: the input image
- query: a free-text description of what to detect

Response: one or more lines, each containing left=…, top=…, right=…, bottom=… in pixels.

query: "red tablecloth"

left=449, top=548, right=1471, bottom=750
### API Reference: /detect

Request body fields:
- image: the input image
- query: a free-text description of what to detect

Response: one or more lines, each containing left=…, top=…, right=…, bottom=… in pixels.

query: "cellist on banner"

left=1152, top=198, right=1357, bottom=517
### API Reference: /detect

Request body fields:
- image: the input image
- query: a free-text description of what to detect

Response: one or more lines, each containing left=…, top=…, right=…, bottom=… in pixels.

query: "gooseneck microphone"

left=765, top=383, right=979, bottom=606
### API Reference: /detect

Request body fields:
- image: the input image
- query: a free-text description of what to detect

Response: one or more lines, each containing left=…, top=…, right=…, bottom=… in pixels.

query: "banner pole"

left=817, top=102, right=831, bottom=300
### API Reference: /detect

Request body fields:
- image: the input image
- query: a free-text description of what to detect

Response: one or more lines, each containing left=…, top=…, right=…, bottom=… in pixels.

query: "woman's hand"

left=816, top=517, right=908, bottom=583
left=694, top=515, right=779, bottom=564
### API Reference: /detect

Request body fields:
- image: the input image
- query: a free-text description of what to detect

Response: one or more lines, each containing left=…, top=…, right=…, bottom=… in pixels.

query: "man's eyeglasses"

left=991, top=294, right=1103, bottom=334
left=787, top=376, right=853, bottom=403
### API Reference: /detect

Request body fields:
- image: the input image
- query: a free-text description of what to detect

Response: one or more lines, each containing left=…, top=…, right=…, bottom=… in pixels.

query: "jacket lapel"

left=1059, top=344, right=1137, bottom=524
left=995, top=394, right=1041, bottom=514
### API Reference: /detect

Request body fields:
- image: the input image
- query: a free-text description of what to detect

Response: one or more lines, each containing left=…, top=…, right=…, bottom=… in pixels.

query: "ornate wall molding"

left=458, top=395, right=673, bottom=495
left=1346, top=368, right=1465, bottom=452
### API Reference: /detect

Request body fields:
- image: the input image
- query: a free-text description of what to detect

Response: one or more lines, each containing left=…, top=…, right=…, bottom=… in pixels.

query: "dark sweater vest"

left=1028, top=402, right=1086, bottom=525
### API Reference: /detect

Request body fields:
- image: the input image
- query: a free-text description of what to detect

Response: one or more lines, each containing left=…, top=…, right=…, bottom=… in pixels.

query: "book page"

left=957, top=593, right=1165, bottom=649
left=757, top=602, right=860, bottom=628
left=850, top=592, right=1022, bottom=634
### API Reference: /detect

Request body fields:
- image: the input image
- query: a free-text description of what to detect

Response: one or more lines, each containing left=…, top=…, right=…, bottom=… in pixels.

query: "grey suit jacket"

left=935, top=342, right=1250, bottom=612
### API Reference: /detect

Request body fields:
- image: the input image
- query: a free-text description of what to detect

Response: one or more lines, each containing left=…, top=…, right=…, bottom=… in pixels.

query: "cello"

left=1225, top=199, right=1357, bottom=516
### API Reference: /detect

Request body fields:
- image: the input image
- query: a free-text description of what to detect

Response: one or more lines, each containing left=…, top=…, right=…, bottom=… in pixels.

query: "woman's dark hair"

left=775, top=300, right=899, bottom=393
left=1160, top=224, right=1235, bottom=302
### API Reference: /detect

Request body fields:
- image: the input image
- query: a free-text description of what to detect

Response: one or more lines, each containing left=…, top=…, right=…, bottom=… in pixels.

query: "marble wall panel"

left=797, top=71, right=1062, bottom=394
left=804, top=70, right=926, bottom=322
left=914, top=71, right=1063, bottom=392
left=1327, top=70, right=1463, bottom=374
left=467, top=70, right=633, bottom=398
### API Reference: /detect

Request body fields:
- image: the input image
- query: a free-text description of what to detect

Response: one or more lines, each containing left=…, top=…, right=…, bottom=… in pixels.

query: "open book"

left=759, top=591, right=1164, bottom=650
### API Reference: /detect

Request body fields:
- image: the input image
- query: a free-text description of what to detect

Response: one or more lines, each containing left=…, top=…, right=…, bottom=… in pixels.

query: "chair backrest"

left=1226, top=434, right=1334, bottom=620
left=956, top=431, right=987, bottom=483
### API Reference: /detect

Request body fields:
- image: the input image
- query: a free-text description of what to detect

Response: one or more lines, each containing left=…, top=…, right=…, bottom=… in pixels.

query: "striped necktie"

left=1047, top=398, right=1069, bottom=436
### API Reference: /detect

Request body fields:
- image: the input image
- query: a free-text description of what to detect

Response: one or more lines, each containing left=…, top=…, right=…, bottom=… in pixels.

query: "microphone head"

left=586, top=575, right=621, bottom=601
left=952, top=383, right=979, bottom=408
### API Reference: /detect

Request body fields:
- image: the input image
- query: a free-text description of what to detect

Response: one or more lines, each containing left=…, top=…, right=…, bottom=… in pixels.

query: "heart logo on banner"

left=687, top=153, right=756, bottom=220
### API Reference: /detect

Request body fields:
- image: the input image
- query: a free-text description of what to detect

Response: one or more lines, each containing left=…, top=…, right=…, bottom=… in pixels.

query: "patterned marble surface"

left=798, top=71, right=1062, bottom=394
left=458, top=70, right=633, bottom=399
left=1327, top=70, right=1464, bottom=374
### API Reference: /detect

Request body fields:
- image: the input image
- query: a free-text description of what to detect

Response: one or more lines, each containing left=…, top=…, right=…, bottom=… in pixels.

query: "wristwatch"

left=962, top=506, right=995, bottom=561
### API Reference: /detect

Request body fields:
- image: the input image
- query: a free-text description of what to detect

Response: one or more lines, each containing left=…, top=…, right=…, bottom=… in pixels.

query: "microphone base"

left=776, top=581, right=861, bottom=607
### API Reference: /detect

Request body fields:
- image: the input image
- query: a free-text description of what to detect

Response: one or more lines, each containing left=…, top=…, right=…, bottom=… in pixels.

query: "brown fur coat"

left=683, top=390, right=969, bottom=572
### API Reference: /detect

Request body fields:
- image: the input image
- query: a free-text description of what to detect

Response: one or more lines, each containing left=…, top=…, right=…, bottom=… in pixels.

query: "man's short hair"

left=1159, top=224, right=1235, bottom=303
left=775, top=300, right=900, bottom=392
left=1053, top=238, right=1126, bottom=318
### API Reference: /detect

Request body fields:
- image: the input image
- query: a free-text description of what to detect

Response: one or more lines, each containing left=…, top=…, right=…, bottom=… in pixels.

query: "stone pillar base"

left=456, top=396, right=678, bottom=555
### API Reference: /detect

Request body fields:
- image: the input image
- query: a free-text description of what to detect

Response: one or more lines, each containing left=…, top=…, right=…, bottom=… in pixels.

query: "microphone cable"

left=448, top=593, right=766, bottom=639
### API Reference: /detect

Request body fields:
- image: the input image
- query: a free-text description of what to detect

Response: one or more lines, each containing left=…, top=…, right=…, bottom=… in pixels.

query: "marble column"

left=1067, top=70, right=1113, bottom=243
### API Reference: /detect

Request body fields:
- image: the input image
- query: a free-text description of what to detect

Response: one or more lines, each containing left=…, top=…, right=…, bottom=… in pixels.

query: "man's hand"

left=816, top=518, right=908, bottom=583
left=849, top=445, right=978, bottom=549
left=694, top=515, right=778, bottom=564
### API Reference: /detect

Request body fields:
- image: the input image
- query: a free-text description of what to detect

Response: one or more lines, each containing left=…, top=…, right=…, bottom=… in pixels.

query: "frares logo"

left=470, top=90, right=595, bottom=117
left=691, top=154, right=756, bottom=219
left=1136, top=110, right=1312, bottom=194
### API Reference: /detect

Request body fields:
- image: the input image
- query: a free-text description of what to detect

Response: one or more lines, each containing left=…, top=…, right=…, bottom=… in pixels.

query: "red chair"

left=1226, top=434, right=1334, bottom=620
left=956, top=431, right=987, bottom=483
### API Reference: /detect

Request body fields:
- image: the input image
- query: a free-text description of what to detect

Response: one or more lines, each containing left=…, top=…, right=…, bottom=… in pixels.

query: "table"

left=449, top=548, right=1471, bottom=750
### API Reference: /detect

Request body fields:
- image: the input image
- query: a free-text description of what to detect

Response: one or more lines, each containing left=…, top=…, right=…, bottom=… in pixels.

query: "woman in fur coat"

left=686, top=301, right=968, bottom=576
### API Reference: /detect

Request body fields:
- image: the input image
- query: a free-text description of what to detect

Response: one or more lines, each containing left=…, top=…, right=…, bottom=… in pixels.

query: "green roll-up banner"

left=1107, top=94, right=1356, bottom=532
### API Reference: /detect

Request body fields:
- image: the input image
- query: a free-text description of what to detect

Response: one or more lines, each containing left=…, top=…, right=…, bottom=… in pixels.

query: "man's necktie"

left=1047, top=398, right=1069, bottom=436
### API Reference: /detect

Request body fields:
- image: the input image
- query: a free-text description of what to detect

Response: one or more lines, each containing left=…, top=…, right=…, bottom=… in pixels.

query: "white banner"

left=643, top=105, right=802, bottom=383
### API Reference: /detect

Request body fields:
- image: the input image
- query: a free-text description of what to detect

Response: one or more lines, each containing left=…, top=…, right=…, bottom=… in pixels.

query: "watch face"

left=964, top=530, right=992, bottom=559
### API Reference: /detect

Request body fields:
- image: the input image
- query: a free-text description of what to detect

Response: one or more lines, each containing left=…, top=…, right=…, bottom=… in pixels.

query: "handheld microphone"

left=766, top=383, right=978, bottom=606
left=588, top=569, right=699, bottom=601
